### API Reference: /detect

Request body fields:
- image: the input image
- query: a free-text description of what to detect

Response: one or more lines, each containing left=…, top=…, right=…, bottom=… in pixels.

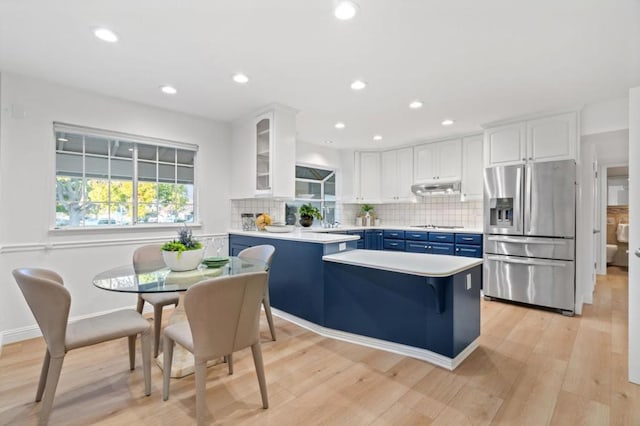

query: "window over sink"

left=291, top=165, right=336, bottom=225
left=54, top=123, right=197, bottom=228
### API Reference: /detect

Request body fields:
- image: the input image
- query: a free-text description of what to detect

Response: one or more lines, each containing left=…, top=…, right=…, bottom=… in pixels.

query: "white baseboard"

left=271, top=308, right=479, bottom=371
left=2, top=305, right=143, bottom=346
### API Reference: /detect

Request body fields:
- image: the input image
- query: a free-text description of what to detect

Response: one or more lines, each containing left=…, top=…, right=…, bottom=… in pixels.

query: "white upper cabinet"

left=484, top=111, right=578, bottom=168
left=526, top=113, right=577, bottom=162
left=231, top=104, right=297, bottom=199
left=414, top=138, right=462, bottom=183
left=484, top=123, right=526, bottom=167
left=357, top=151, right=381, bottom=203
left=461, top=134, right=484, bottom=201
left=381, top=147, right=414, bottom=202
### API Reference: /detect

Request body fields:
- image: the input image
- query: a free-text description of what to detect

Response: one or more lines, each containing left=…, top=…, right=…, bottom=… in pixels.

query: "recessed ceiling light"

left=441, top=119, right=454, bottom=126
left=94, top=28, right=118, bottom=43
left=325, top=140, right=334, bottom=144
left=57, top=137, right=68, bottom=142
left=334, top=1, right=359, bottom=20
left=334, top=122, right=346, bottom=129
left=409, top=100, right=423, bottom=109
left=232, top=73, right=250, bottom=84
left=350, top=80, right=367, bottom=91
left=160, top=85, right=177, bottom=95
left=373, top=135, right=383, bottom=141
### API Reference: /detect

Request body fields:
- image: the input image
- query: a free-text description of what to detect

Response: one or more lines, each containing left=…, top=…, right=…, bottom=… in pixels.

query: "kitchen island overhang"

left=229, top=232, right=482, bottom=370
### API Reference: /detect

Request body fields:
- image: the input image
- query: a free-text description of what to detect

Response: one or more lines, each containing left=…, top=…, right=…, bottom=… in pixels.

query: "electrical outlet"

left=466, top=274, right=472, bottom=290
left=339, top=242, right=346, bottom=251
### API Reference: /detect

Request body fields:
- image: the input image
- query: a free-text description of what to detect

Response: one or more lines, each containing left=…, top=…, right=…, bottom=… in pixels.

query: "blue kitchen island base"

left=324, top=262, right=482, bottom=360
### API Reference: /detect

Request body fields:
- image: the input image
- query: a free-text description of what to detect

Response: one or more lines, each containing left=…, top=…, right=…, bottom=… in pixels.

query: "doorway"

left=598, top=164, right=629, bottom=277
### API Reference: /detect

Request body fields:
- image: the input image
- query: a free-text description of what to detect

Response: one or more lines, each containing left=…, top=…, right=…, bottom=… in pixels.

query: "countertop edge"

left=229, top=230, right=360, bottom=244
left=322, top=251, right=483, bottom=277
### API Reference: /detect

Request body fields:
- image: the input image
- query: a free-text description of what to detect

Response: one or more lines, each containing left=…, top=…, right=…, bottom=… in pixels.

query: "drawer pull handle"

left=462, top=237, right=473, bottom=241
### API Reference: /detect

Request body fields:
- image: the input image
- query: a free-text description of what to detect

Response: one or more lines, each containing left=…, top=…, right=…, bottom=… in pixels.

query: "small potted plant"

left=361, top=204, right=375, bottom=226
left=161, top=225, right=204, bottom=271
left=298, top=203, right=322, bottom=227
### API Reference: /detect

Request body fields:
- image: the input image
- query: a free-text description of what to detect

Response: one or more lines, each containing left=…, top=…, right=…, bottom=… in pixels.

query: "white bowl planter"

left=162, top=248, right=205, bottom=272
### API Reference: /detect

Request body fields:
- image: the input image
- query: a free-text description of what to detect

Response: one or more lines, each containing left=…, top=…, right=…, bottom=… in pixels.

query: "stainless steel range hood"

left=411, top=181, right=461, bottom=196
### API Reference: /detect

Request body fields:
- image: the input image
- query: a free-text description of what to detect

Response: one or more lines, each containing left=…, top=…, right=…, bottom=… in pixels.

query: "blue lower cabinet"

left=365, top=230, right=384, bottom=250
left=383, top=230, right=405, bottom=239
left=229, top=234, right=326, bottom=325
left=383, top=238, right=405, bottom=251
left=405, top=231, right=429, bottom=241
left=406, top=241, right=430, bottom=253
left=455, top=244, right=482, bottom=258
left=455, top=233, right=482, bottom=245
left=430, top=242, right=455, bottom=255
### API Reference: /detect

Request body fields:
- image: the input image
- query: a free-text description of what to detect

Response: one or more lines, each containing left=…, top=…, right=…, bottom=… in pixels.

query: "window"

left=54, top=123, right=197, bottom=228
left=291, top=165, right=336, bottom=225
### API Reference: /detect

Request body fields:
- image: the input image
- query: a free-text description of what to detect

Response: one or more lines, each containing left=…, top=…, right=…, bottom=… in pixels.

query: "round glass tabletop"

left=92, top=257, right=268, bottom=293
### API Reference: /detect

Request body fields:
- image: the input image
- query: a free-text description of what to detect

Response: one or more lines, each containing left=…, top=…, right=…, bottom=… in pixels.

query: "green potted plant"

left=161, top=225, right=204, bottom=271
left=298, top=203, right=322, bottom=227
left=361, top=204, right=375, bottom=226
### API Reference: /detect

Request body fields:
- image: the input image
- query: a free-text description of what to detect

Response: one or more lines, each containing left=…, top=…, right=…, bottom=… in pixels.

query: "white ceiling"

left=1, top=0, right=639, bottom=149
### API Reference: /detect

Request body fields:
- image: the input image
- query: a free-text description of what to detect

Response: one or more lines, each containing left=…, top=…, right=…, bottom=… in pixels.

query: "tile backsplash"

left=231, top=195, right=483, bottom=230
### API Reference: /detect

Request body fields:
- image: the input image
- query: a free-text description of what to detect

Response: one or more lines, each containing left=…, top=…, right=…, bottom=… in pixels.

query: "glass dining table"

left=93, top=257, right=268, bottom=378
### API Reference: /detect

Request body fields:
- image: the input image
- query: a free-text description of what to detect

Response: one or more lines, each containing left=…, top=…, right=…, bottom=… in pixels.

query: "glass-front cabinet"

left=255, top=112, right=273, bottom=193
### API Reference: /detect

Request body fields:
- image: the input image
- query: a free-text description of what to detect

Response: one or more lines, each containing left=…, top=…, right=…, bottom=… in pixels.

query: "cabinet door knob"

left=529, top=157, right=533, bottom=160
left=522, top=158, right=526, bottom=161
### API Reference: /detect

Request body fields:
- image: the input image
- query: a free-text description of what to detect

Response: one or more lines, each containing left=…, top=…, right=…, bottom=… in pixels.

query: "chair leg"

left=225, top=354, right=233, bottom=375
left=136, top=296, right=145, bottom=314
left=263, top=295, right=276, bottom=341
left=251, top=343, right=269, bottom=409
left=162, top=336, right=174, bottom=401
left=195, top=360, right=208, bottom=426
left=35, top=349, right=51, bottom=402
left=39, top=356, right=64, bottom=426
left=153, top=304, right=164, bottom=358
left=140, top=329, right=151, bottom=396
left=128, top=335, right=136, bottom=370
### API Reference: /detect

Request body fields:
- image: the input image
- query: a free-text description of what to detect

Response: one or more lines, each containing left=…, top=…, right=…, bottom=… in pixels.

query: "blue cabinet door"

left=365, top=230, right=383, bottom=250
left=406, top=241, right=430, bottom=253
left=429, top=232, right=455, bottom=243
left=383, top=230, right=405, bottom=239
left=454, top=244, right=482, bottom=258
left=383, top=238, right=405, bottom=251
left=405, top=231, right=429, bottom=241
left=430, top=242, right=455, bottom=255
left=454, top=233, right=482, bottom=245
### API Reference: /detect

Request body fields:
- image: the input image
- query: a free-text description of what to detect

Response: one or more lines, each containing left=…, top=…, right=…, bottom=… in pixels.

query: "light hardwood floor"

left=1, top=272, right=638, bottom=425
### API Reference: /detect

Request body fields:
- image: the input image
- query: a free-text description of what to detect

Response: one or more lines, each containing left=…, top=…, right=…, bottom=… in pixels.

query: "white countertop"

left=323, top=249, right=483, bottom=277
left=306, top=225, right=483, bottom=234
left=228, top=229, right=360, bottom=244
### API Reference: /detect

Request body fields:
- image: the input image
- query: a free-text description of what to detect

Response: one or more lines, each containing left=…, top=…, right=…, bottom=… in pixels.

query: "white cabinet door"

left=527, top=112, right=577, bottom=162
left=380, top=150, right=397, bottom=202
left=461, top=135, right=484, bottom=201
left=254, top=112, right=273, bottom=195
left=396, top=147, right=415, bottom=201
left=484, top=123, right=526, bottom=167
left=359, top=152, right=381, bottom=202
left=413, top=143, right=437, bottom=182
left=437, top=139, right=462, bottom=181
left=414, top=140, right=460, bottom=182
left=381, top=148, right=414, bottom=202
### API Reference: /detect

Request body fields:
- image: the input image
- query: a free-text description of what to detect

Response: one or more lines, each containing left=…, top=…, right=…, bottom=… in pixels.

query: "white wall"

left=581, top=97, right=629, bottom=136
left=628, top=86, right=640, bottom=384
left=0, top=72, right=231, bottom=344
left=296, top=142, right=341, bottom=169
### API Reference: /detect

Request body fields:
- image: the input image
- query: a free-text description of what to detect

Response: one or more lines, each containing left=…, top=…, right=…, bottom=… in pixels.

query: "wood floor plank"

left=1, top=270, right=638, bottom=425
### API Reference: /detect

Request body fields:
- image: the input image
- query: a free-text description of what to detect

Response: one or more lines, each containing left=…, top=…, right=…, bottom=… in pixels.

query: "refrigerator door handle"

left=487, top=236, right=568, bottom=245
left=486, top=255, right=567, bottom=267
left=524, top=163, right=531, bottom=235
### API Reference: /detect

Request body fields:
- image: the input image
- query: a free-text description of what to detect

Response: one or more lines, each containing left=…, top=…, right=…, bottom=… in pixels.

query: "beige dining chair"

left=133, top=244, right=179, bottom=357
left=162, top=271, right=269, bottom=425
left=238, top=244, right=276, bottom=341
left=12, top=268, right=151, bottom=426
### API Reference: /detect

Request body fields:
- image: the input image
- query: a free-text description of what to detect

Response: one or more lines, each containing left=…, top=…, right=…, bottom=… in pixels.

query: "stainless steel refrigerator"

left=483, top=160, right=576, bottom=314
